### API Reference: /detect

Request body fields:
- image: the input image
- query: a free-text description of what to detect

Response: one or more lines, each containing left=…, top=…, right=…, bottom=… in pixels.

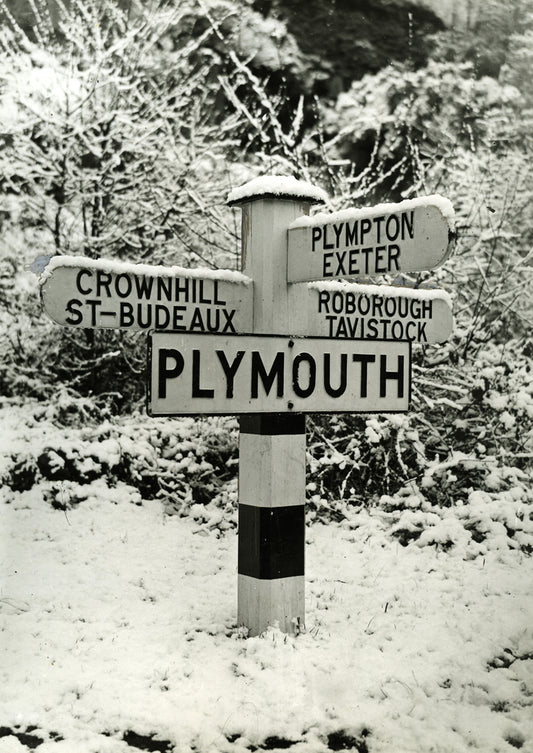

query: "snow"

left=486, top=392, right=510, bottom=411
left=227, top=176, right=328, bottom=205
left=1, top=488, right=532, bottom=752
left=1, top=405, right=533, bottom=753
left=289, top=195, right=456, bottom=232
left=308, top=278, right=453, bottom=306
left=37, top=256, right=251, bottom=287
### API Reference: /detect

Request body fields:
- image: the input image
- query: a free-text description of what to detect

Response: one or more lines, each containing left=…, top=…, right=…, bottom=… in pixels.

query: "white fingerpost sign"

left=304, top=280, right=453, bottom=344
left=40, top=257, right=253, bottom=334
left=287, top=196, right=455, bottom=283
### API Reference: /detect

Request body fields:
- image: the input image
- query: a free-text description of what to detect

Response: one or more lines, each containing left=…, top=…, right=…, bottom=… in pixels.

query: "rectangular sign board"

left=287, top=196, right=455, bottom=283
left=148, top=332, right=411, bottom=416
left=304, top=280, right=453, bottom=344
left=39, top=256, right=253, bottom=334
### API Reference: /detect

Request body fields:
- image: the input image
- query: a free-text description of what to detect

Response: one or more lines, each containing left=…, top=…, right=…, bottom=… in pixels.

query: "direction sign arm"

left=287, top=195, right=456, bottom=284
left=38, top=255, right=253, bottom=333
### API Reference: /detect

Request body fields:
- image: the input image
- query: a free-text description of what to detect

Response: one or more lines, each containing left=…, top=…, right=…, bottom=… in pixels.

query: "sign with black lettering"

left=148, top=332, right=411, bottom=416
left=305, top=281, right=453, bottom=344
left=40, top=257, right=253, bottom=334
left=287, top=196, right=455, bottom=283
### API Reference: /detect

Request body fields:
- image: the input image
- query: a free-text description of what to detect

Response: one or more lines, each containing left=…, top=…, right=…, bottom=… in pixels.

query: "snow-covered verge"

left=1, top=402, right=533, bottom=753
left=0, top=396, right=239, bottom=530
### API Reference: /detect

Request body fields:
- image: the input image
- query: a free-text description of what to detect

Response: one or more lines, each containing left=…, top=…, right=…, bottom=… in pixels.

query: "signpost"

left=39, top=174, right=455, bottom=638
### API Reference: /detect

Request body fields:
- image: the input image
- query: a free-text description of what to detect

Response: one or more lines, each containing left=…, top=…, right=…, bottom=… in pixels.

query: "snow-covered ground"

left=1, top=408, right=533, bottom=753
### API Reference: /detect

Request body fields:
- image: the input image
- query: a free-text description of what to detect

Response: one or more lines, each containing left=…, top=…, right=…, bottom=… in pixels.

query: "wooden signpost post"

left=39, top=175, right=455, bottom=638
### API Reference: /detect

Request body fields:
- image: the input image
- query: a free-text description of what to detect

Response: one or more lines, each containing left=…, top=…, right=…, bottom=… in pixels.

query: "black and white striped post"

left=228, top=179, right=326, bottom=636
left=237, top=413, right=306, bottom=635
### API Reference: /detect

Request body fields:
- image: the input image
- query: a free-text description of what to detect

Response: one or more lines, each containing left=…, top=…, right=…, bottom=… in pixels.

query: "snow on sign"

left=287, top=195, right=455, bottom=283
left=39, top=256, right=252, bottom=333
left=305, top=279, right=453, bottom=344
left=148, top=332, right=411, bottom=416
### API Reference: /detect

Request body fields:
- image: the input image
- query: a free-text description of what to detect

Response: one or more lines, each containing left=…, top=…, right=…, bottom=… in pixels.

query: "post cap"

left=227, top=175, right=328, bottom=207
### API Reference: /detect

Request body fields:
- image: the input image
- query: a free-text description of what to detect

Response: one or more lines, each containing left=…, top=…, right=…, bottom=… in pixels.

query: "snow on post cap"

left=227, top=175, right=328, bottom=206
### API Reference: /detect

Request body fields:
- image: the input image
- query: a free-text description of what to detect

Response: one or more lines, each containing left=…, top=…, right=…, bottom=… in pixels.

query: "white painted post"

left=228, top=179, right=326, bottom=636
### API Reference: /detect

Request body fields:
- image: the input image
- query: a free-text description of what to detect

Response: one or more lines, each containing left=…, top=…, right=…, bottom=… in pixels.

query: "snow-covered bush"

left=1, top=396, right=239, bottom=528
left=318, top=61, right=523, bottom=202
left=0, top=0, right=245, bottom=402
left=305, top=338, right=532, bottom=551
left=0, top=0, right=326, bottom=402
left=2, top=376, right=531, bottom=555
left=0, top=0, right=246, bottom=266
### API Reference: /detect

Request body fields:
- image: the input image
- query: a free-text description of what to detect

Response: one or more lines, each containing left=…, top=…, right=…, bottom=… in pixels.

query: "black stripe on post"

left=238, top=504, right=305, bottom=580
left=239, top=413, right=306, bottom=436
